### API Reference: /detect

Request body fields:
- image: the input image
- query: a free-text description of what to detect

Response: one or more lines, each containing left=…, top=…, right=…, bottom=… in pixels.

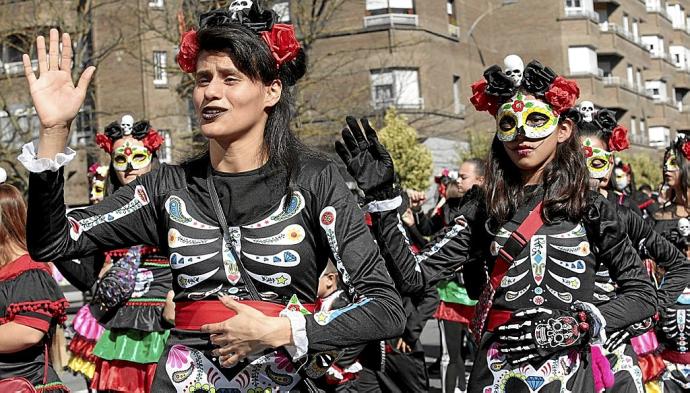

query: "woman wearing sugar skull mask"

left=573, top=108, right=689, bottom=391
left=336, top=59, right=656, bottom=392
left=18, top=3, right=404, bottom=392
left=645, top=135, right=690, bottom=392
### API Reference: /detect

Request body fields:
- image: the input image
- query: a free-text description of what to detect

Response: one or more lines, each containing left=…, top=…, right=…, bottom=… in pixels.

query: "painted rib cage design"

left=490, top=222, right=595, bottom=309
left=164, top=192, right=308, bottom=300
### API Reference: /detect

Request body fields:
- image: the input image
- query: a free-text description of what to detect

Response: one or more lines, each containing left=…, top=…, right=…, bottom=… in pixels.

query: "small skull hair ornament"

left=503, top=54, right=525, bottom=86
left=678, top=218, right=690, bottom=237
left=579, top=101, right=595, bottom=122
left=0, top=167, right=6, bottom=184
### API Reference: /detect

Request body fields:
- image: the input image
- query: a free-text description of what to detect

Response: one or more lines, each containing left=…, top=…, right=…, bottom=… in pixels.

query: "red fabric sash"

left=638, top=352, right=666, bottom=383
left=485, top=308, right=513, bottom=332
left=175, top=300, right=316, bottom=331
left=661, top=349, right=690, bottom=364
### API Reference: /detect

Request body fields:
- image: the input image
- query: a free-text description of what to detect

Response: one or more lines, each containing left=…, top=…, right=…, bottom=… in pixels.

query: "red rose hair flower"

left=470, top=79, right=500, bottom=116
left=143, top=129, right=165, bottom=153
left=95, top=133, right=113, bottom=154
left=609, top=125, right=630, bottom=152
left=177, top=30, right=199, bottom=73
left=544, top=76, right=580, bottom=115
left=682, top=142, right=690, bottom=160
left=260, top=24, right=301, bottom=67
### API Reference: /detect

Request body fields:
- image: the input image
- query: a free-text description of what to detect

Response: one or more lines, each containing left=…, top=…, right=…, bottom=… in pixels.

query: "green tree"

left=617, top=151, right=663, bottom=189
left=378, top=108, right=433, bottom=191
left=457, top=129, right=494, bottom=164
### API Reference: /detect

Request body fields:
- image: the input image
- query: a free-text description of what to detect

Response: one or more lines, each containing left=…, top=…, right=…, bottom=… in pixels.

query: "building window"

left=366, top=0, right=415, bottom=16
left=272, top=2, right=290, bottom=22
left=452, top=75, right=462, bottom=114
left=567, top=46, right=598, bottom=75
left=627, top=64, right=634, bottom=87
left=148, top=0, right=164, bottom=8
left=622, top=13, right=629, bottom=32
left=631, top=116, right=637, bottom=135
left=158, top=130, right=172, bottom=163
left=153, top=51, right=167, bottom=86
left=370, top=68, right=422, bottom=110
left=565, top=0, right=582, bottom=8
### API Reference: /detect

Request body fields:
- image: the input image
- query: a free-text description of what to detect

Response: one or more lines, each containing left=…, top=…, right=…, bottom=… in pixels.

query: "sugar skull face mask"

left=613, top=168, right=629, bottom=191
left=582, top=138, right=612, bottom=179
left=495, top=93, right=560, bottom=142
left=665, top=150, right=680, bottom=173
left=111, top=139, right=152, bottom=172
left=90, top=178, right=105, bottom=201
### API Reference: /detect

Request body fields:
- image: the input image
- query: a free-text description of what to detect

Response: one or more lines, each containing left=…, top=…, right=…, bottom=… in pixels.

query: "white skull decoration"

left=503, top=54, right=524, bottom=86
left=132, top=269, right=154, bottom=298
left=679, top=218, right=690, bottom=237
left=0, top=167, right=6, bottom=184
left=120, top=115, right=134, bottom=136
left=534, top=316, right=580, bottom=348
left=579, top=101, right=595, bottom=122
left=229, top=0, right=253, bottom=13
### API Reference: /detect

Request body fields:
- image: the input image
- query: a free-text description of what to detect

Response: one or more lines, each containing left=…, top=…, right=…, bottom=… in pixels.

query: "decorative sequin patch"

left=243, top=250, right=301, bottom=267
left=313, top=298, right=372, bottom=326
left=549, top=224, right=587, bottom=239
left=243, top=192, right=305, bottom=229
left=504, top=284, right=531, bottom=302
left=549, top=257, right=586, bottom=274
left=550, top=241, right=591, bottom=257
left=177, top=267, right=219, bottom=288
left=548, top=271, right=581, bottom=289
left=530, top=235, right=547, bottom=285
left=165, top=196, right=218, bottom=230
left=545, top=284, right=573, bottom=303
left=500, top=271, right=529, bottom=288
left=69, top=185, right=150, bottom=240
left=319, top=206, right=352, bottom=290
left=245, top=224, right=305, bottom=246
left=246, top=270, right=291, bottom=287
left=168, top=228, right=217, bottom=248
left=169, top=252, right=218, bottom=270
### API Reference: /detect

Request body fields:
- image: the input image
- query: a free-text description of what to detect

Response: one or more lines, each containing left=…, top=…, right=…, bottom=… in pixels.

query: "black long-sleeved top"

left=372, top=188, right=657, bottom=332
left=26, top=154, right=404, bottom=352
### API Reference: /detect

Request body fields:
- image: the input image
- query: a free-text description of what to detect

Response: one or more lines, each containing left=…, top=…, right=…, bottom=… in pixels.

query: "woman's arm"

left=52, top=253, right=106, bottom=292
left=619, top=206, right=690, bottom=311
left=0, top=322, right=45, bottom=354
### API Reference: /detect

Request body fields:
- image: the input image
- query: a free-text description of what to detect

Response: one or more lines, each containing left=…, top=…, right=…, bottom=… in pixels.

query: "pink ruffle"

left=73, top=305, right=104, bottom=340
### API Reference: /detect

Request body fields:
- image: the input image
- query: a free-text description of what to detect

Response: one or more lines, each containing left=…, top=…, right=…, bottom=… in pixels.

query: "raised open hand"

left=23, top=29, right=95, bottom=139
left=335, top=116, right=397, bottom=201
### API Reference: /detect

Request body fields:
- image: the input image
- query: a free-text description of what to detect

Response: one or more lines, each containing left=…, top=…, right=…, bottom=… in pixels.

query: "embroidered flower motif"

left=124, top=147, right=132, bottom=156
left=260, top=24, right=301, bottom=67
left=544, top=76, right=580, bottom=115
left=512, top=100, right=525, bottom=112
left=469, top=79, right=500, bottom=116
left=177, top=30, right=199, bottom=73
left=608, top=125, right=629, bottom=152
left=167, top=344, right=190, bottom=369
left=275, top=352, right=295, bottom=373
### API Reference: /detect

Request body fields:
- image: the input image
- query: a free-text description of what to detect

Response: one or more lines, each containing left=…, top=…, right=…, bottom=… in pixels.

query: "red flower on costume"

left=512, top=100, right=525, bottom=112
left=143, top=129, right=165, bottom=153
left=177, top=30, right=199, bottom=73
left=682, top=142, right=690, bottom=160
left=95, top=133, right=113, bottom=153
left=584, top=146, right=593, bottom=158
left=260, top=24, right=301, bottom=67
left=470, top=79, right=500, bottom=116
left=544, top=76, right=580, bottom=115
left=609, top=125, right=630, bottom=152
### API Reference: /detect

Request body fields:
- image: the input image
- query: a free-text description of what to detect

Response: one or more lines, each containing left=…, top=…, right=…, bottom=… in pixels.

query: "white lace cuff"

left=365, top=195, right=403, bottom=213
left=280, top=310, right=308, bottom=360
left=18, top=141, right=76, bottom=173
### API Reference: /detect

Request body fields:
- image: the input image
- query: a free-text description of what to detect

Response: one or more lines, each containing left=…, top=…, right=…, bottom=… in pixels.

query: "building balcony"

left=372, top=97, right=424, bottom=110
left=563, top=8, right=600, bottom=23
left=646, top=4, right=672, bottom=22
left=630, top=134, right=649, bottom=146
left=599, top=22, right=643, bottom=47
left=0, top=59, right=37, bottom=77
left=364, top=14, right=418, bottom=29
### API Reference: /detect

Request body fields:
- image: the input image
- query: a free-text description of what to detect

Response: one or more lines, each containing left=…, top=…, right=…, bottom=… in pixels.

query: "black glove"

left=604, top=317, right=655, bottom=351
left=497, top=307, right=590, bottom=365
left=663, top=228, right=688, bottom=253
left=335, top=116, right=398, bottom=201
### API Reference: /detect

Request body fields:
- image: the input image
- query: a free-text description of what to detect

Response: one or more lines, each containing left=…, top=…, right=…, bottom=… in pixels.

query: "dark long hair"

left=0, top=184, right=27, bottom=266
left=484, top=118, right=590, bottom=227
left=665, top=138, right=690, bottom=207
left=196, top=22, right=309, bottom=194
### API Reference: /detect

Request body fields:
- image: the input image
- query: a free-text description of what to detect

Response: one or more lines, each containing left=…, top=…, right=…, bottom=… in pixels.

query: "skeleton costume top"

left=342, top=58, right=657, bottom=393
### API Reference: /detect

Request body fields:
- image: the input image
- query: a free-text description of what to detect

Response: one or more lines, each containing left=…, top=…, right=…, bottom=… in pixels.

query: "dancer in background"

left=19, top=2, right=403, bottom=391
left=337, top=58, right=657, bottom=392
left=0, top=182, right=69, bottom=392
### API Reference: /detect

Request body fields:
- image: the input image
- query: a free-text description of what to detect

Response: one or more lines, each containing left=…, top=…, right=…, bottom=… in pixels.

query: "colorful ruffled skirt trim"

left=66, top=305, right=103, bottom=379
left=93, top=329, right=170, bottom=364
left=73, top=304, right=104, bottom=340
left=91, top=359, right=156, bottom=393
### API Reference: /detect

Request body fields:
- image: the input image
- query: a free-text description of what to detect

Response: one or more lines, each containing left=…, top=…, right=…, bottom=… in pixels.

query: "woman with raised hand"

left=337, top=58, right=657, bottom=392
left=18, top=3, right=404, bottom=392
